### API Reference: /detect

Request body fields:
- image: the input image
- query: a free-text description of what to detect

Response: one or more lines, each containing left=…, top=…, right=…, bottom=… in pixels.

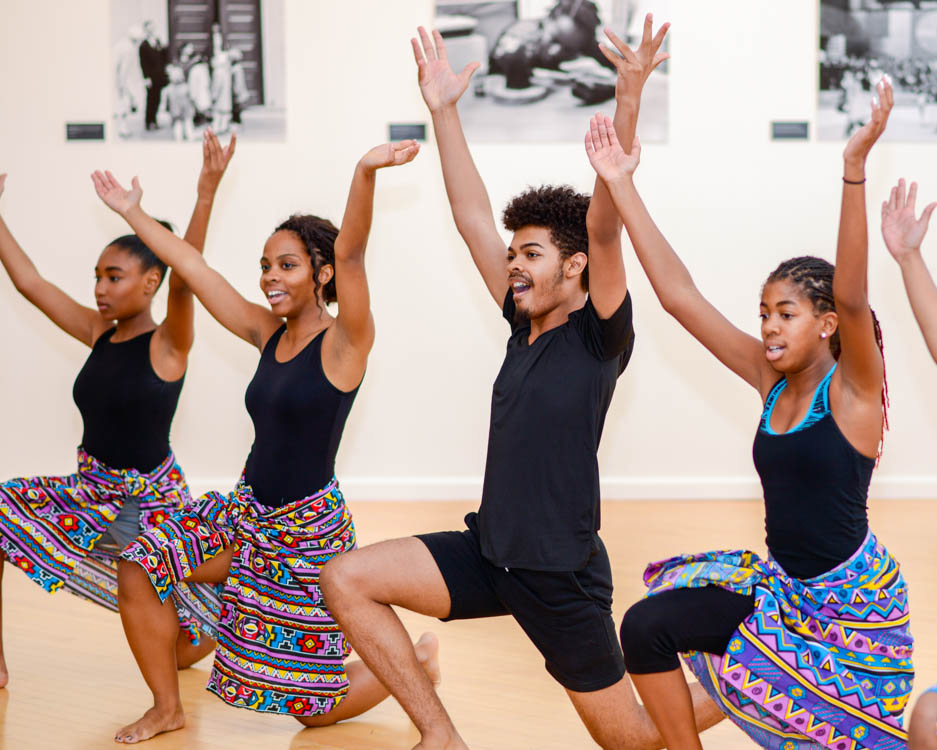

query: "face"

left=760, top=279, right=837, bottom=372
left=506, top=226, right=586, bottom=320
left=260, top=230, right=332, bottom=316
left=94, top=245, right=160, bottom=321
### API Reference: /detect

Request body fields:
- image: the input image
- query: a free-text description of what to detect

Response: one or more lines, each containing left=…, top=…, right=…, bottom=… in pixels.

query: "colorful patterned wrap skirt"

left=644, top=532, right=913, bottom=750
left=0, top=447, right=220, bottom=642
left=120, top=474, right=357, bottom=716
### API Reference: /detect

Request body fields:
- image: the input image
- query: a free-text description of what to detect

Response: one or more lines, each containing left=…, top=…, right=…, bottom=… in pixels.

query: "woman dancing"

left=880, top=178, right=937, bottom=750
left=0, top=130, right=235, bottom=687
left=92, top=139, right=439, bottom=744
left=585, top=78, right=914, bottom=749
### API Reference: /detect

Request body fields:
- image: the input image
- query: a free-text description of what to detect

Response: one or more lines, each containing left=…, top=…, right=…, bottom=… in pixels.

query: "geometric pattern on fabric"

left=121, top=474, right=357, bottom=717
left=644, top=532, right=913, bottom=749
left=0, top=447, right=219, bottom=642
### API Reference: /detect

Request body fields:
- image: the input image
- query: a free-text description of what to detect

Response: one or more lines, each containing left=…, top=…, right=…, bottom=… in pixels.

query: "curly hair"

left=274, top=214, right=339, bottom=304
left=108, top=219, right=174, bottom=290
left=502, top=185, right=591, bottom=290
left=765, top=255, right=889, bottom=451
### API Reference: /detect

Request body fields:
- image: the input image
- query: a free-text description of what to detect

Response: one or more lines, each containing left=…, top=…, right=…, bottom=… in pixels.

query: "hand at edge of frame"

left=882, top=177, right=937, bottom=263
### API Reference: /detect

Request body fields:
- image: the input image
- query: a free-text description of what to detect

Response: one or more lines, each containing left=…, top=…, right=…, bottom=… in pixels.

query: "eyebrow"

left=508, top=242, right=544, bottom=252
left=102, top=265, right=125, bottom=272
left=760, top=299, right=798, bottom=307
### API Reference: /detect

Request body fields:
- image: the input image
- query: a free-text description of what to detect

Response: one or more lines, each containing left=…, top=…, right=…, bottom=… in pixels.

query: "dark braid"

left=274, top=214, right=338, bottom=304
left=766, top=255, right=889, bottom=456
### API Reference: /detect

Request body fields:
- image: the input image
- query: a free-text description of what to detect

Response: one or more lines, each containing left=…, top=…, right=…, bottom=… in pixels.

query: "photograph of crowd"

left=111, top=0, right=285, bottom=142
left=434, top=0, right=669, bottom=142
left=820, top=0, right=937, bottom=141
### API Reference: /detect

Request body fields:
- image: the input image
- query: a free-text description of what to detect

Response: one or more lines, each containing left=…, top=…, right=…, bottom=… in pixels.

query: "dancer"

left=880, top=177, right=937, bottom=362
left=909, top=686, right=937, bottom=750
left=0, top=129, right=235, bottom=688
left=92, top=139, right=435, bottom=745
left=587, top=79, right=913, bottom=749
left=321, top=20, right=724, bottom=750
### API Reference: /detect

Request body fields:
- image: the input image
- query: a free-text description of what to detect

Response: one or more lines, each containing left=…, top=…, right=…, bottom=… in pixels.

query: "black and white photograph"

left=111, top=0, right=285, bottom=141
left=820, top=0, right=937, bottom=140
left=435, top=0, right=669, bottom=142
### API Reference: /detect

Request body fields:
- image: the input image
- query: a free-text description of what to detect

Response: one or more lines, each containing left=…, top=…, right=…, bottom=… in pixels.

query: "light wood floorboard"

left=3, top=499, right=934, bottom=749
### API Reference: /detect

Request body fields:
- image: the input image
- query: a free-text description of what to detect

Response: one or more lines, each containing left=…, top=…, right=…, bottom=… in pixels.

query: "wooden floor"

left=3, top=500, right=935, bottom=750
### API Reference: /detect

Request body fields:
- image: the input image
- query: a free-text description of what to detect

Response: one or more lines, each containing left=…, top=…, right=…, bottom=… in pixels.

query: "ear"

left=564, top=252, right=588, bottom=280
left=317, top=262, right=334, bottom=289
left=143, top=267, right=162, bottom=296
left=820, top=310, right=838, bottom=339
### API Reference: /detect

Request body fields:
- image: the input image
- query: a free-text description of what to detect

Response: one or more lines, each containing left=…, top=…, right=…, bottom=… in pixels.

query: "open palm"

left=844, top=78, right=893, bottom=163
left=882, top=179, right=937, bottom=261
left=599, top=14, right=670, bottom=103
left=585, top=114, right=638, bottom=184
left=411, top=27, right=480, bottom=112
left=91, top=171, right=142, bottom=216
left=360, top=140, right=421, bottom=171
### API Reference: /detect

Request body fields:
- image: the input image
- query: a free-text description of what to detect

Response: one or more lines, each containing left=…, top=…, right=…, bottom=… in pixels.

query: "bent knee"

left=116, top=558, right=149, bottom=594
left=320, top=552, right=362, bottom=605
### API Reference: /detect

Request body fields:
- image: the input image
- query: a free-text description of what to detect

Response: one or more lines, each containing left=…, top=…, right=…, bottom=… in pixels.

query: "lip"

left=510, top=279, right=531, bottom=297
left=765, top=344, right=785, bottom=362
left=266, top=290, right=287, bottom=305
left=96, top=302, right=110, bottom=311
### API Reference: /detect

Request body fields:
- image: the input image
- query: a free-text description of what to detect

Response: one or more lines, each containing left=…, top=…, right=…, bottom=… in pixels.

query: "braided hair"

left=765, top=255, right=889, bottom=453
left=274, top=214, right=338, bottom=304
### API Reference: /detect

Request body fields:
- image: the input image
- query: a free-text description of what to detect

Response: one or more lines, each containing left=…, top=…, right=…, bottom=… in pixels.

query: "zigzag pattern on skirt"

left=644, top=532, right=913, bottom=750
left=0, top=448, right=221, bottom=643
left=121, top=474, right=357, bottom=717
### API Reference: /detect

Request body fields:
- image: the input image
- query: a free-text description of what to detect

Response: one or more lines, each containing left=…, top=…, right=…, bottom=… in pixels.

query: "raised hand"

left=411, top=26, right=480, bottom=113
left=197, top=128, right=236, bottom=198
left=844, top=78, right=893, bottom=165
left=882, top=178, right=937, bottom=262
left=585, top=114, right=639, bottom=184
left=91, top=171, right=143, bottom=216
left=359, top=140, right=421, bottom=172
left=599, top=14, right=670, bottom=104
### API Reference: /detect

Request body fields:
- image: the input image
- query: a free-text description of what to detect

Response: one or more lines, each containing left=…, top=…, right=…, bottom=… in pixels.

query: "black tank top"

left=752, top=365, right=872, bottom=580
left=72, top=328, right=184, bottom=472
left=244, top=325, right=359, bottom=507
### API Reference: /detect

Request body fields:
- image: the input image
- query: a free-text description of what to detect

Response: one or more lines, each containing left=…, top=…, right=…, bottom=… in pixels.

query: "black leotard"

left=243, top=325, right=359, bottom=507
left=72, top=328, right=183, bottom=472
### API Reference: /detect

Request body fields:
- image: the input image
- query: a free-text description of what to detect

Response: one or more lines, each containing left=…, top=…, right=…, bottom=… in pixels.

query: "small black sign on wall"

left=389, top=123, right=427, bottom=142
left=66, top=123, right=105, bottom=141
left=771, top=121, right=809, bottom=140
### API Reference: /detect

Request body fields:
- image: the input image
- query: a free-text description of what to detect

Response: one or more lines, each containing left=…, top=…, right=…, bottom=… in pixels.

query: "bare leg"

left=114, top=546, right=234, bottom=744
left=566, top=672, right=721, bottom=750
left=320, top=538, right=466, bottom=750
left=295, top=632, right=441, bottom=728
left=909, top=692, right=937, bottom=750
left=0, top=551, right=6, bottom=688
left=174, top=629, right=216, bottom=670
left=629, top=669, right=706, bottom=750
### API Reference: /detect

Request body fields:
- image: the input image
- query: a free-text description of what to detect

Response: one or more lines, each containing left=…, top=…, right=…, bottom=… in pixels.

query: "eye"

left=781, top=313, right=793, bottom=320
left=507, top=253, right=515, bottom=262
left=527, top=251, right=539, bottom=259
left=282, top=262, right=294, bottom=270
left=109, top=276, right=120, bottom=283
left=758, top=312, right=768, bottom=320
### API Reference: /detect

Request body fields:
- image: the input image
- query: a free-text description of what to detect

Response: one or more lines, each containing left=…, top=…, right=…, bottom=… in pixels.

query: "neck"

left=528, top=290, right=588, bottom=342
left=283, top=301, right=332, bottom=340
left=781, top=354, right=836, bottom=397
left=111, top=308, right=157, bottom=341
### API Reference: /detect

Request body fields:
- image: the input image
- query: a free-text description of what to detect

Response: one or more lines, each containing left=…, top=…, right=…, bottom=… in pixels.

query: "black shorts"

left=416, top=513, right=625, bottom=693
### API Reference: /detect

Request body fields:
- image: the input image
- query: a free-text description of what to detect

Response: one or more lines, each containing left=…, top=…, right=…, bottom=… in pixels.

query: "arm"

left=91, top=170, right=279, bottom=350
left=834, top=79, right=893, bottom=398
left=0, top=174, right=105, bottom=346
left=908, top=691, right=937, bottom=750
left=330, top=140, right=419, bottom=357
left=412, top=27, right=506, bottom=305
left=882, top=178, right=937, bottom=362
left=584, top=116, right=774, bottom=394
left=158, top=129, right=237, bottom=358
left=585, top=17, right=670, bottom=317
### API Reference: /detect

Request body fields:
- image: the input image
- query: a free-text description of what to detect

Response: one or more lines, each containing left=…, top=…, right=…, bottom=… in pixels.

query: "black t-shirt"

left=474, top=290, right=635, bottom=571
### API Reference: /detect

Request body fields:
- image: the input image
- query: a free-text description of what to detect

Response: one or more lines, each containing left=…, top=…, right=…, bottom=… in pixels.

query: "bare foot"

left=414, top=631, right=442, bottom=687
left=114, top=706, right=185, bottom=744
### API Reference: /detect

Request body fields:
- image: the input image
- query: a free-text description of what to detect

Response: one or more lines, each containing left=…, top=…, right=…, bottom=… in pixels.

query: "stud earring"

left=821, top=332, right=828, bottom=339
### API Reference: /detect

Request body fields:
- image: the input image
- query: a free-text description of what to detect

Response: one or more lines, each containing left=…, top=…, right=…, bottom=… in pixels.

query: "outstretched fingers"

left=908, top=180, right=919, bottom=214
left=417, top=26, right=436, bottom=62
left=601, top=28, right=638, bottom=66
left=432, top=29, right=448, bottom=62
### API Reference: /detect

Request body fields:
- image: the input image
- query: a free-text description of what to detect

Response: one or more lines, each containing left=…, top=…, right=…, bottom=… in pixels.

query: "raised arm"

left=0, top=174, right=105, bottom=346
left=91, top=171, right=279, bottom=350
left=327, top=140, right=420, bottom=370
left=157, top=129, right=236, bottom=358
left=412, top=27, right=506, bottom=305
left=833, top=79, right=892, bottom=398
left=585, top=17, right=669, bottom=317
left=584, top=116, right=774, bottom=395
left=882, top=178, right=937, bottom=363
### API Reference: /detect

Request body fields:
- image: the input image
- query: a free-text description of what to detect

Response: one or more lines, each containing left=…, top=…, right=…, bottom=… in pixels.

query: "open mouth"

left=266, top=290, right=287, bottom=304
left=511, top=280, right=531, bottom=296
left=765, top=344, right=785, bottom=362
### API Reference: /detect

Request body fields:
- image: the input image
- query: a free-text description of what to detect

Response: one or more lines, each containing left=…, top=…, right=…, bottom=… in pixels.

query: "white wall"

left=2, top=0, right=937, bottom=501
